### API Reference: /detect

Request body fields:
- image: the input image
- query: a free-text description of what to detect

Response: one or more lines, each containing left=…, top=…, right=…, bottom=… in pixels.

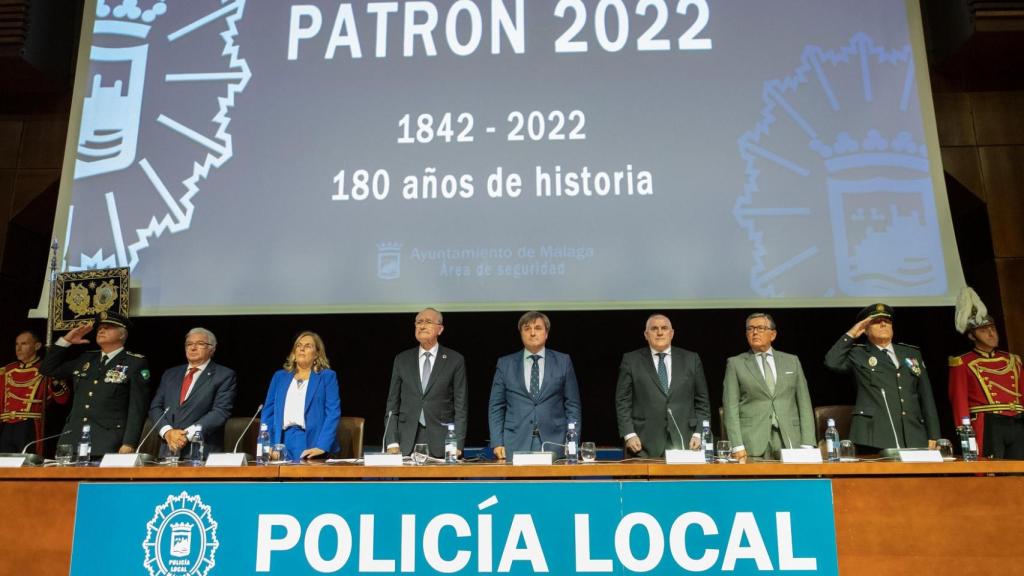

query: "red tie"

left=179, top=367, right=199, bottom=405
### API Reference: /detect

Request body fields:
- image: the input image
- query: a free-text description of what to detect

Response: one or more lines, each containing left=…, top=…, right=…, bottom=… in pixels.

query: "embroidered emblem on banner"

left=143, top=491, right=219, bottom=576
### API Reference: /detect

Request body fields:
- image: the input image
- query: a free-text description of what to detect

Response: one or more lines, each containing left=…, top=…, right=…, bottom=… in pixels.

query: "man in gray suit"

left=616, top=314, right=710, bottom=458
left=149, top=327, right=237, bottom=459
left=385, top=308, right=468, bottom=458
left=722, top=313, right=815, bottom=462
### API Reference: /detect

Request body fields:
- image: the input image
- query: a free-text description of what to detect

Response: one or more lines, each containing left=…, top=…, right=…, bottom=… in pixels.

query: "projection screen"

left=35, top=0, right=964, bottom=316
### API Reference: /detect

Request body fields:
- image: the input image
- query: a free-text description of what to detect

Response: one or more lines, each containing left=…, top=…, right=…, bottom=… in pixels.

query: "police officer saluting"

left=41, top=312, right=151, bottom=457
left=825, top=303, right=940, bottom=453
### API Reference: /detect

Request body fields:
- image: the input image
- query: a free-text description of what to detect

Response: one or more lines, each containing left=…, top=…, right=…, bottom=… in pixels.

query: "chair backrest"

left=224, top=416, right=260, bottom=455
left=138, top=418, right=161, bottom=457
left=336, top=416, right=365, bottom=458
left=814, top=405, right=854, bottom=442
left=718, top=406, right=727, bottom=441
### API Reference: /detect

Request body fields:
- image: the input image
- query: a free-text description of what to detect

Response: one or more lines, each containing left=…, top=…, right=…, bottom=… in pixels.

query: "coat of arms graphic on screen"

left=67, top=0, right=250, bottom=272
left=737, top=33, right=946, bottom=298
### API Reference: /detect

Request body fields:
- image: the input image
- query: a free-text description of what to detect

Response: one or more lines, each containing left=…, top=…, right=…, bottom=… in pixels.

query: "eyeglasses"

left=295, top=343, right=317, bottom=351
left=415, top=319, right=441, bottom=326
left=745, top=326, right=774, bottom=333
left=185, top=341, right=212, bottom=349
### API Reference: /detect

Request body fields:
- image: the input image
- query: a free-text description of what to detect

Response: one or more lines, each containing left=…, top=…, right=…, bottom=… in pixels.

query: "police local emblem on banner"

left=143, top=491, right=219, bottom=576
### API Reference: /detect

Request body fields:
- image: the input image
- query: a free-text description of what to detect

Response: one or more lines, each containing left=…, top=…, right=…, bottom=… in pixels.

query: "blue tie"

left=657, top=352, right=669, bottom=394
left=529, top=354, right=541, bottom=399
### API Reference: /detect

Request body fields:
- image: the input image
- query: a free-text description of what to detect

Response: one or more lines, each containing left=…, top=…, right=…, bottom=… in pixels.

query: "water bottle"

left=824, top=418, right=840, bottom=462
left=257, top=423, right=271, bottom=464
left=77, top=424, right=92, bottom=465
left=565, top=422, right=579, bottom=464
left=701, top=420, right=714, bottom=463
left=958, top=417, right=978, bottom=461
left=444, top=423, right=458, bottom=464
left=191, top=425, right=205, bottom=465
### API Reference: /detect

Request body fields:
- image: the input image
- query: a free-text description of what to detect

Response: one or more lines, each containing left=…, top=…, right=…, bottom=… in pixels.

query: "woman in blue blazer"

left=263, top=331, right=341, bottom=460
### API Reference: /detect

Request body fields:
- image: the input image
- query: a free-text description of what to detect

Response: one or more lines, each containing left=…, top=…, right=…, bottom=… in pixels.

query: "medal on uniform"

left=105, top=364, right=129, bottom=383
left=905, top=357, right=921, bottom=376
left=868, top=356, right=877, bottom=367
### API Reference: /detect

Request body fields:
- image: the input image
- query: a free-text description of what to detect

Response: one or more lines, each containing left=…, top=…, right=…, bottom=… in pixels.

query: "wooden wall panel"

left=996, top=258, right=1024, bottom=351
left=970, top=92, right=1024, bottom=145
left=933, top=92, right=976, bottom=146
left=978, top=146, right=1024, bottom=258
left=0, top=121, right=22, bottom=170
left=17, top=118, right=67, bottom=170
left=0, top=481, right=77, bottom=576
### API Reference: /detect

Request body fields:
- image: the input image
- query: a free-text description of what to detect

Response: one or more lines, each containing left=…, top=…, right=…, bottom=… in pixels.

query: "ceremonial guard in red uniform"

left=949, top=288, right=1023, bottom=459
left=0, top=331, right=69, bottom=454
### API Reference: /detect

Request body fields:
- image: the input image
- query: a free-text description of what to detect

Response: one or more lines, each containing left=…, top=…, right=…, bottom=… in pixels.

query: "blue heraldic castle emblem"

left=143, top=491, right=219, bottom=576
left=736, top=33, right=947, bottom=299
left=67, top=0, right=250, bottom=272
left=378, top=242, right=402, bottom=280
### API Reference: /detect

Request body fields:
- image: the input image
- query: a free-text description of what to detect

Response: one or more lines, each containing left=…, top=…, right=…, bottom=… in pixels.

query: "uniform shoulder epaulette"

left=127, top=351, right=146, bottom=358
left=948, top=355, right=964, bottom=367
left=851, top=343, right=866, bottom=348
left=897, top=342, right=920, bottom=350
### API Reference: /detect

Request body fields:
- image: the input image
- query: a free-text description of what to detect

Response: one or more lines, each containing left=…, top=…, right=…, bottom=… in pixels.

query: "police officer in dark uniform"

left=40, top=312, right=151, bottom=456
left=824, top=303, right=940, bottom=452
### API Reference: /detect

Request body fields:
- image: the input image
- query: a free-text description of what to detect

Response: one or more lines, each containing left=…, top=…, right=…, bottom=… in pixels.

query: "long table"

left=2, top=460, right=1022, bottom=575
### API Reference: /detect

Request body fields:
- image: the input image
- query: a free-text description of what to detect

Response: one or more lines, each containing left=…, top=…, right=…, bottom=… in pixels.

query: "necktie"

left=760, top=353, right=778, bottom=427
left=419, top=352, right=432, bottom=425
left=656, top=352, right=669, bottom=394
left=760, top=353, right=776, bottom=396
left=886, top=348, right=899, bottom=368
left=420, top=352, right=432, bottom=392
left=179, top=367, right=199, bottom=405
left=529, top=354, right=541, bottom=399
left=100, top=355, right=109, bottom=366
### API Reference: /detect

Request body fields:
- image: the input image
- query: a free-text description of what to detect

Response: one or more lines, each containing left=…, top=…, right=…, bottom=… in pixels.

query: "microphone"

left=232, top=404, right=264, bottom=453
left=22, top=429, right=71, bottom=455
left=667, top=408, right=686, bottom=450
left=381, top=410, right=394, bottom=453
left=130, top=407, right=170, bottom=464
left=6, top=429, right=74, bottom=466
left=880, top=389, right=902, bottom=452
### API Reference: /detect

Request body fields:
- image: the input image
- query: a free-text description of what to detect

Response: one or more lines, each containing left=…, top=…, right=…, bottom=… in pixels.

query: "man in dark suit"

left=40, top=312, right=151, bottom=456
left=616, top=314, right=710, bottom=458
left=149, top=328, right=237, bottom=459
left=488, top=311, right=581, bottom=460
left=385, top=308, right=468, bottom=458
left=722, top=313, right=815, bottom=461
left=825, top=303, right=939, bottom=451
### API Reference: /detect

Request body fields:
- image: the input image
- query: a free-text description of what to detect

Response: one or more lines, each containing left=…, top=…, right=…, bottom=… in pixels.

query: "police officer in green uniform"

left=824, top=303, right=940, bottom=452
left=41, top=312, right=151, bottom=456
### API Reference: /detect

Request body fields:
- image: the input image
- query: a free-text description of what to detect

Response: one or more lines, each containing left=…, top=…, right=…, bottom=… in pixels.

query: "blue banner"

left=71, top=480, right=837, bottom=575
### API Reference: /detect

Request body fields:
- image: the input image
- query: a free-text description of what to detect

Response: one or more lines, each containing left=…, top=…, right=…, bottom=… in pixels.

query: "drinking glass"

left=839, top=440, right=857, bottom=462
left=412, top=443, right=429, bottom=465
left=580, top=442, right=597, bottom=463
left=55, top=443, right=73, bottom=466
left=715, top=440, right=732, bottom=463
left=936, top=438, right=954, bottom=460
left=164, top=444, right=180, bottom=464
left=270, top=443, right=288, bottom=463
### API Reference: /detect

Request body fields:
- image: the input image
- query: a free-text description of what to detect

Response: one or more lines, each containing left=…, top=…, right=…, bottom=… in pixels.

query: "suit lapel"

left=181, top=363, right=213, bottom=406
left=643, top=350, right=667, bottom=397
left=747, top=351, right=775, bottom=397
left=304, top=371, right=320, bottom=415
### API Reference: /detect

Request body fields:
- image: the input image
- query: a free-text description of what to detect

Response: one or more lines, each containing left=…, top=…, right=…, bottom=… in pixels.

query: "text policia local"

left=255, top=508, right=817, bottom=573
left=287, top=0, right=714, bottom=60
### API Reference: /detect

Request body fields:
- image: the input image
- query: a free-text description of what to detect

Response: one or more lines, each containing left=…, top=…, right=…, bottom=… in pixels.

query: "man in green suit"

left=723, top=313, right=816, bottom=461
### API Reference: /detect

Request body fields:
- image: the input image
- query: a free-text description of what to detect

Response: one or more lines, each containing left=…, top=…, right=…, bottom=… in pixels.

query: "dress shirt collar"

left=187, top=359, right=211, bottom=373
left=420, top=343, right=439, bottom=358
left=524, top=347, right=546, bottom=360
left=650, top=347, right=671, bottom=357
